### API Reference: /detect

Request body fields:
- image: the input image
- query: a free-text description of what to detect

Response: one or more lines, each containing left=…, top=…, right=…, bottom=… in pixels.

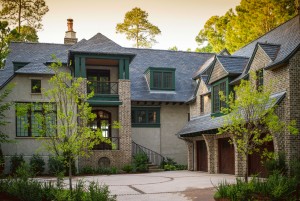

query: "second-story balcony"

left=87, top=80, right=121, bottom=106
left=87, top=80, right=118, bottom=95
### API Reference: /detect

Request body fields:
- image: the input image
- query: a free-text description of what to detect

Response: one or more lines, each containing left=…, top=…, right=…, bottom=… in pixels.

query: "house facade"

left=0, top=19, right=213, bottom=172
left=178, top=16, right=300, bottom=176
left=1, top=16, right=299, bottom=174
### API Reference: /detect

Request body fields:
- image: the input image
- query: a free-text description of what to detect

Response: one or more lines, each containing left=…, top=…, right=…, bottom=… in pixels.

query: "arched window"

left=90, top=110, right=111, bottom=138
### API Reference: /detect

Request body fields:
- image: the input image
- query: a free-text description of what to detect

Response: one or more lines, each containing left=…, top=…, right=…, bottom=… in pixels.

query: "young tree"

left=218, top=76, right=298, bottom=182
left=0, top=21, right=10, bottom=69
left=0, top=0, right=49, bottom=33
left=15, top=57, right=110, bottom=191
left=116, top=7, right=161, bottom=48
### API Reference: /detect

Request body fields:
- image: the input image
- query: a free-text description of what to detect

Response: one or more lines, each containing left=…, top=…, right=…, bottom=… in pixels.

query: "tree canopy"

left=116, top=7, right=161, bottom=48
left=0, top=0, right=49, bottom=33
left=196, top=0, right=298, bottom=53
left=0, top=21, right=10, bottom=68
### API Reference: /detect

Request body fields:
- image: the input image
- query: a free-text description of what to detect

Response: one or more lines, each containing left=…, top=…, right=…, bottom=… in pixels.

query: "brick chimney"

left=64, top=19, right=78, bottom=45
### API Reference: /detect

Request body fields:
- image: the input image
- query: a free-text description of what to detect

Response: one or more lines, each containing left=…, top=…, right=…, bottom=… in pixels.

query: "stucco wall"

left=131, top=104, right=189, bottom=165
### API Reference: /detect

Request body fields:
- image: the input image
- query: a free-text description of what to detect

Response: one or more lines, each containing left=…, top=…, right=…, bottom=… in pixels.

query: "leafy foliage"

left=196, top=0, right=298, bottom=53
left=116, top=7, right=161, bottom=48
left=133, top=152, right=149, bottom=172
left=122, top=164, right=134, bottom=173
left=29, top=154, right=45, bottom=175
left=218, top=75, right=298, bottom=182
left=7, top=25, right=38, bottom=42
left=10, top=154, right=25, bottom=175
left=0, top=0, right=49, bottom=32
left=0, top=83, right=13, bottom=142
left=0, top=21, right=10, bottom=68
left=264, top=152, right=287, bottom=176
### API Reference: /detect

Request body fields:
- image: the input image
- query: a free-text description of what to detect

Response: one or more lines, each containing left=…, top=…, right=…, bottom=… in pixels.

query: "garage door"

left=197, top=140, right=208, bottom=171
left=248, top=140, right=274, bottom=177
left=218, top=138, right=235, bottom=174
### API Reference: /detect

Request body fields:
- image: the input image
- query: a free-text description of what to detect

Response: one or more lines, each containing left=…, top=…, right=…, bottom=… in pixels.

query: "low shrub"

left=290, top=157, right=300, bottom=181
left=10, top=154, right=25, bottom=174
left=264, top=152, right=287, bottom=176
left=122, top=164, right=134, bottom=173
left=0, top=176, right=117, bottom=201
left=175, top=164, right=188, bottom=170
left=30, top=154, right=45, bottom=175
left=164, top=164, right=176, bottom=171
left=48, top=156, right=65, bottom=176
left=80, top=165, right=95, bottom=174
left=133, top=153, right=149, bottom=173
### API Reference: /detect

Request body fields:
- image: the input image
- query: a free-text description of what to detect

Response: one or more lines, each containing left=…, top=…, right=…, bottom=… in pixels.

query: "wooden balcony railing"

left=87, top=81, right=118, bottom=95
left=93, top=137, right=119, bottom=150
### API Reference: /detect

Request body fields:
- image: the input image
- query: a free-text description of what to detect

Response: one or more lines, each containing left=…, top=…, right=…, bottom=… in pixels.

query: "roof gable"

left=70, top=33, right=135, bottom=56
left=258, top=43, right=281, bottom=61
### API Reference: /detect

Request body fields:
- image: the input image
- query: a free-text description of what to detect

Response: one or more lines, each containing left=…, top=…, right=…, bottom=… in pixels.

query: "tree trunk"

left=69, top=158, right=73, bottom=192
left=245, top=154, right=249, bottom=183
left=18, top=0, right=22, bottom=33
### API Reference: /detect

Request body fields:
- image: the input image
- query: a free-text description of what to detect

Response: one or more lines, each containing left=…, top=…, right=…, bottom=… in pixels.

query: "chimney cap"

left=67, top=18, right=73, bottom=22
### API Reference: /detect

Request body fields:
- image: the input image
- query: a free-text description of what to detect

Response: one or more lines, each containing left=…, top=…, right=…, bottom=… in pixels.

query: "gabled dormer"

left=207, top=55, right=249, bottom=116
left=144, top=67, right=176, bottom=91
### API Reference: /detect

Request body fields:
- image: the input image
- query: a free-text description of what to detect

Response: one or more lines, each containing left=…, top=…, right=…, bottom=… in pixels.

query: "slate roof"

left=258, top=43, right=281, bottom=61
left=15, top=62, right=54, bottom=75
left=127, top=48, right=213, bottom=102
left=217, top=55, right=249, bottom=74
left=192, top=55, right=215, bottom=79
left=0, top=42, right=71, bottom=89
left=69, top=33, right=135, bottom=56
left=178, top=91, right=286, bottom=137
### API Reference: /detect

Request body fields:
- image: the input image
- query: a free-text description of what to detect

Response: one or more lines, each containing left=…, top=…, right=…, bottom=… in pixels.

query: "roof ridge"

left=217, top=55, right=249, bottom=59
left=233, top=14, right=299, bottom=54
left=125, top=47, right=215, bottom=55
left=10, top=41, right=72, bottom=46
left=257, top=42, right=281, bottom=47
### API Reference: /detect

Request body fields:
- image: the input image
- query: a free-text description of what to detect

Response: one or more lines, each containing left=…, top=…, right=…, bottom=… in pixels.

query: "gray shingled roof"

left=0, top=42, right=71, bottom=88
left=178, top=91, right=286, bottom=137
left=234, top=15, right=300, bottom=68
left=127, top=48, right=213, bottom=102
left=192, top=55, right=215, bottom=79
left=70, top=33, right=135, bottom=56
left=15, top=62, right=54, bottom=75
left=258, top=43, right=281, bottom=61
left=217, top=55, right=249, bottom=74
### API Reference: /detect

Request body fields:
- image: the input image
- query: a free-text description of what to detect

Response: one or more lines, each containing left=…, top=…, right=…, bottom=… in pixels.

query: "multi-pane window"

left=212, top=81, right=227, bottom=113
left=16, top=103, right=56, bottom=137
left=131, top=107, right=160, bottom=127
left=152, top=71, right=174, bottom=90
left=200, top=95, right=204, bottom=113
left=31, top=80, right=41, bottom=93
left=145, top=68, right=176, bottom=90
left=256, top=69, right=263, bottom=91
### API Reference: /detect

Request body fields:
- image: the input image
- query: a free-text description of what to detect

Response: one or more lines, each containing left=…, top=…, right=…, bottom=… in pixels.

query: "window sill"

left=15, top=136, right=52, bottom=139
left=132, top=124, right=160, bottom=128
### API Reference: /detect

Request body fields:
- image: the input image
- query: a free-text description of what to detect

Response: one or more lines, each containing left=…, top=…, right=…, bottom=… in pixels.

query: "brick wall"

left=79, top=80, right=132, bottom=169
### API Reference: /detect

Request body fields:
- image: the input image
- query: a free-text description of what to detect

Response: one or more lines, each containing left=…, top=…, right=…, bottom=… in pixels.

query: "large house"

left=0, top=16, right=299, bottom=175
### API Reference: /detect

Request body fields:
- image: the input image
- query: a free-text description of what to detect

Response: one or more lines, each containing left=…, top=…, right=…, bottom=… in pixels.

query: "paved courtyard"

left=70, top=171, right=236, bottom=201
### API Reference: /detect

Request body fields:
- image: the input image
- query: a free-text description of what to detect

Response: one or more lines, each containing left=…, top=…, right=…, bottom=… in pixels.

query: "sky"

left=38, top=0, right=240, bottom=50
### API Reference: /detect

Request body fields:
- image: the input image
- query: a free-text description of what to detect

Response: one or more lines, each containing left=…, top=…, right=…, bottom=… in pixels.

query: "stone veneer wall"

left=79, top=80, right=132, bottom=169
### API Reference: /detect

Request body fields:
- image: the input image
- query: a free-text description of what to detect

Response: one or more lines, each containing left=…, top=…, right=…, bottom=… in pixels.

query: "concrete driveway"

left=71, top=171, right=236, bottom=201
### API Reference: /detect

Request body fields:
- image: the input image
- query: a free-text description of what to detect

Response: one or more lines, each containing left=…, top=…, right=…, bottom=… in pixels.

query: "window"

left=131, top=107, right=160, bottom=127
left=16, top=103, right=56, bottom=137
left=145, top=67, right=176, bottom=90
left=212, top=81, right=227, bottom=113
left=256, top=69, right=263, bottom=91
left=200, top=95, right=204, bottom=113
left=31, top=80, right=41, bottom=93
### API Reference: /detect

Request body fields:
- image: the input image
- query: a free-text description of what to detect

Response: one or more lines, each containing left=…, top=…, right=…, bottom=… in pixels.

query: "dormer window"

left=145, top=67, right=176, bottom=90
left=256, top=69, right=263, bottom=91
left=212, top=79, right=227, bottom=114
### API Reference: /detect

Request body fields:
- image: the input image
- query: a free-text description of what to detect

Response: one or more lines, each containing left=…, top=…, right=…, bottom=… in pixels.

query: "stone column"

left=203, top=134, right=216, bottom=174
left=118, top=80, right=132, bottom=165
left=185, top=140, right=194, bottom=171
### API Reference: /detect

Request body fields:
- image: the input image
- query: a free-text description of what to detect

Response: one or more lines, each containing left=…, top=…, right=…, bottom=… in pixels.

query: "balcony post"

left=119, top=59, right=124, bottom=79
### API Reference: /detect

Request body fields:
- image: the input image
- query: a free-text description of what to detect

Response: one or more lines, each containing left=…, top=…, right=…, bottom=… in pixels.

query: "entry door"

left=197, top=140, right=208, bottom=172
left=218, top=138, right=235, bottom=174
left=87, top=70, right=110, bottom=94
